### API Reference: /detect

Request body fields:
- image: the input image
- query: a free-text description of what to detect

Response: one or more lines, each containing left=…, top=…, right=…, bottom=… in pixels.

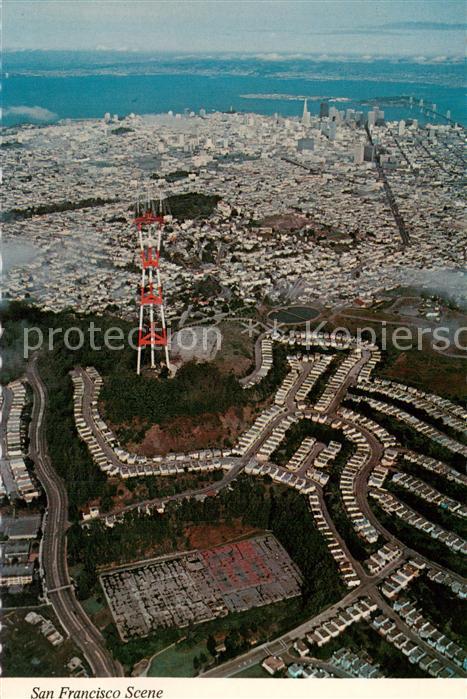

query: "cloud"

left=3, top=105, right=57, bottom=120
left=380, top=21, right=466, bottom=31
left=253, top=52, right=305, bottom=61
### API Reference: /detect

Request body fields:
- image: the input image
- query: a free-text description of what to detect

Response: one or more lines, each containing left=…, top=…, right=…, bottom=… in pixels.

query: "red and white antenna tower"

left=135, top=193, right=170, bottom=375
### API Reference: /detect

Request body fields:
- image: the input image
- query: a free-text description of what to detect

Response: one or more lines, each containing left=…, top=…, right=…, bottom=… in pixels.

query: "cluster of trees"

left=123, top=469, right=223, bottom=502
left=1, top=140, right=23, bottom=149
left=105, top=597, right=301, bottom=672
left=1, top=303, right=290, bottom=521
left=111, top=127, right=134, bottom=135
left=271, top=418, right=344, bottom=467
left=243, top=345, right=289, bottom=403
left=2, top=196, right=117, bottom=222
left=0, top=302, right=136, bottom=514
left=0, top=302, right=44, bottom=383
left=269, top=487, right=344, bottom=609
left=103, top=343, right=291, bottom=438
left=103, top=623, right=180, bottom=670
left=272, top=416, right=379, bottom=561
left=68, top=505, right=179, bottom=576
left=323, top=441, right=380, bottom=561
left=192, top=652, right=209, bottom=673
left=192, top=275, right=223, bottom=299
left=372, top=344, right=466, bottom=405
left=75, top=476, right=345, bottom=670
left=102, top=361, right=244, bottom=427
left=2, top=575, right=43, bottom=609
left=151, top=170, right=194, bottom=183
left=305, top=351, right=347, bottom=404
left=41, top=365, right=107, bottom=518
left=158, top=192, right=221, bottom=221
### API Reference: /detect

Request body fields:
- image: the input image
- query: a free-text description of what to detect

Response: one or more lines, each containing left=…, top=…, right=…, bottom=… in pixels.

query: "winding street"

left=26, top=356, right=123, bottom=678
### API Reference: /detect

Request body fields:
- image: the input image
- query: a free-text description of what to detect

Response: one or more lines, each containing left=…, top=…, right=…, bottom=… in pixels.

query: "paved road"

left=239, top=331, right=267, bottom=386
left=365, top=123, right=410, bottom=246
left=27, top=357, right=122, bottom=678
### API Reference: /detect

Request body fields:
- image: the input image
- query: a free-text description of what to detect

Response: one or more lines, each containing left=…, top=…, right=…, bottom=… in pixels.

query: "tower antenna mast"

left=135, top=192, right=170, bottom=374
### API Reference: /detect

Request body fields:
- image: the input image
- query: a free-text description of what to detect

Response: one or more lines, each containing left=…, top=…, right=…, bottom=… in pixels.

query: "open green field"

left=233, top=663, right=271, bottom=678
left=147, top=639, right=207, bottom=677
left=81, top=594, right=106, bottom=616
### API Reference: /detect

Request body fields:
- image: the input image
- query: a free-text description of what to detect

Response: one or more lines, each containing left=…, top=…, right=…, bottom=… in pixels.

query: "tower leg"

left=164, top=343, right=171, bottom=371
left=148, top=269, right=156, bottom=369
left=137, top=345, right=142, bottom=376
left=137, top=288, right=145, bottom=375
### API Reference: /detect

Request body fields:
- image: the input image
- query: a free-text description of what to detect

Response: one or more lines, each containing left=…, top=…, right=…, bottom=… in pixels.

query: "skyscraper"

left=302, top=99, right=311, bottom=127
left=364, top=144, right=375, bottom=162
left=319, top=102, right=329, bottom=118
left=354, top=143, right=365, bottom=165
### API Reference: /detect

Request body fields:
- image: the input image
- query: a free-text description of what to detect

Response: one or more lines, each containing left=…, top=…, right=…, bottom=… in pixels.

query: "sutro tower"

left=135, top=194, right=170, bottom=375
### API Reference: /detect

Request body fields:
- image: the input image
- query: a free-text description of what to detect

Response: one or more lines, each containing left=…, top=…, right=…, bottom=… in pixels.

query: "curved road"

left=27, top=356, right=122, bottom=678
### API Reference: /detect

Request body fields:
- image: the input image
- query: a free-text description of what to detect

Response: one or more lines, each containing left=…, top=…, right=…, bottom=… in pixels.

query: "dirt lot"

left=259, top=213, right=308, bottom=232
left=184, top=519, right=264, bottom=549
left=212, top=321, right=255, bottom=377
left=132, top=404, right=259, bottom=456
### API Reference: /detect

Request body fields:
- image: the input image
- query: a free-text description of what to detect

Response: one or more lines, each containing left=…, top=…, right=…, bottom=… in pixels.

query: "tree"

left=207, top=634, right=217, bottom=657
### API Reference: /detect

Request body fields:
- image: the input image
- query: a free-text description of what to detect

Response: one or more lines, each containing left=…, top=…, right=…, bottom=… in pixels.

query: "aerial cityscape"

left=1, top=0, right=466, bottom=695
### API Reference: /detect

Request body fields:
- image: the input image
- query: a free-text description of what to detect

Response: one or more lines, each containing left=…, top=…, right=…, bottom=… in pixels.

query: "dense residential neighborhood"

left=3, top=109, right=465, bottom=321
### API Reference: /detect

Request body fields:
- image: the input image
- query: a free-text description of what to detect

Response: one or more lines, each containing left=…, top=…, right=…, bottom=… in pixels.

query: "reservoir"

left=270, top=306, right=320, bottom=324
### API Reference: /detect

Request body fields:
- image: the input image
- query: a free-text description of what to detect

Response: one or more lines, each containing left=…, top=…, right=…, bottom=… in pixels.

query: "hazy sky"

left=4, top=0, right=466, bottom=55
